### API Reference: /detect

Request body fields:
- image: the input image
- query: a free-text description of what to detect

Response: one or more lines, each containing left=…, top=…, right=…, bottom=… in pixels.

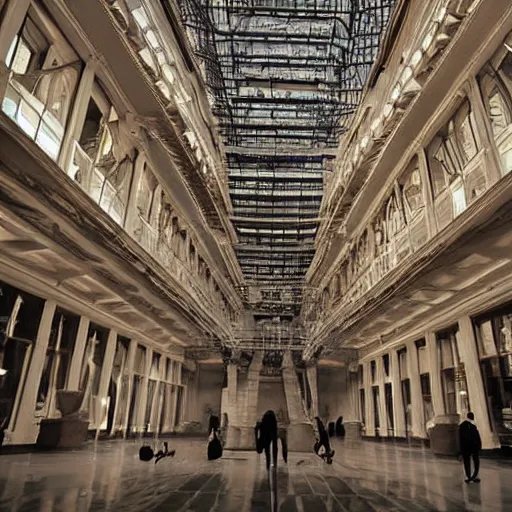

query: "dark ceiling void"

left=177, top=0, right=396, bottom=315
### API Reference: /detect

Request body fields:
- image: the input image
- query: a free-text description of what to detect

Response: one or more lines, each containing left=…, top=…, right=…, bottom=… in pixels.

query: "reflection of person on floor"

left=313, top=416, right=335, bottom=460
left=459, top=412, right=482, bottom=483
left=139, top=442, right=176, bottom=464
left=255, top=410, right=287, bottom=470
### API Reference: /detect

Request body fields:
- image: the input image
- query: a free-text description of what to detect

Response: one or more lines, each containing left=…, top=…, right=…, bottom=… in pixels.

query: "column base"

left=287, top=423, right=314, bottom=452
left=428, top=414, right=460, bottom=456
left=224, top=426, right=256, bottom=450
left=36, top=418, right=89, bottom=449
left=344, top=421, right=362, bottom=441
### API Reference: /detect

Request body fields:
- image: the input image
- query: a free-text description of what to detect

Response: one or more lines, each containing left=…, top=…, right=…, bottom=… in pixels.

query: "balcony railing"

left=132, top=216, right=230, bottom=326
left=321, top=152, right=497, bottom=321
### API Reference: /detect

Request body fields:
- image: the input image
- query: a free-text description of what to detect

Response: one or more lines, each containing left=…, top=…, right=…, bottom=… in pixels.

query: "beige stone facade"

left=0, top=0, right=511, bottom=455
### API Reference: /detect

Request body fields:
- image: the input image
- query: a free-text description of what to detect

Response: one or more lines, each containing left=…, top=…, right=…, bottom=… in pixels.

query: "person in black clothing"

left=335, top=416, right=346, bottom=437
left=314, top=416, right=335, bottom=462
left=459, top=412, right=482, bottom=483
left=255, top=410, right=287, bottom=470
left=208, top=415, right=220, bottom=434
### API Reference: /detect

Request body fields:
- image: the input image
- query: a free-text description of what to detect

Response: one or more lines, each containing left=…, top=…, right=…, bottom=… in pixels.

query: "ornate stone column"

left=238, top=351, right=263, bottom=449
left=135, top=346, right=153, bottom=434
left=306, top=363, right=319, bottom=419
left=10, top=300, right=56, bottom=445
left=344, top=370, right=362, bottom=441
left=406, top=341, right=426, bottom=439
left=122, top=340, right=137, bottom=437
left=363, top=362, right=374, bottom=436
left=224, top=355, right=240, bottom=449
left=390, top=350, right=406, bottom=438
left=95, top=329, right=117, bottom=439
left=376, top=356, right=389, bottom=437
left=282, top=351, right=313, bottom=451
left=67, top=316, right=90, bottom=391
left=456, top=316, right=498, bottom=449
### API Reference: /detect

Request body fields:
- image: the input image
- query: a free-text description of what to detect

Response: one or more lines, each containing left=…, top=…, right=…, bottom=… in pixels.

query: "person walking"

left=459, top=412, right=482, bottom=483
left=313, top=416, right=335, bottom=462
left=255, top=410, right=287, bottom=470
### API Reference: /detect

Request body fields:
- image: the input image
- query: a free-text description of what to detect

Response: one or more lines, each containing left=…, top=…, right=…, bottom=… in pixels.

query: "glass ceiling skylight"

left=176, top=0, right=396, bottom=314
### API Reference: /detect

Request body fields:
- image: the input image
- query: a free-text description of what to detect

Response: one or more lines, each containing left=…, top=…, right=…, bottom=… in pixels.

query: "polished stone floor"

left=1, top=438, right=512, bottom=511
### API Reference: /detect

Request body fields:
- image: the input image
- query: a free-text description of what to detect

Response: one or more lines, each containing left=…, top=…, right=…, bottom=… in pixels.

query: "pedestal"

left=36, top=418, right=89, bottom=449
left=429, top=414, right=460, bottom=456
left=225, top=425, right=241, bottom=449
left=287, top=423, right=314, bottom=452
left=238, top=426, right=256, bottom=449
left=344, top=421, right=362, bottom=442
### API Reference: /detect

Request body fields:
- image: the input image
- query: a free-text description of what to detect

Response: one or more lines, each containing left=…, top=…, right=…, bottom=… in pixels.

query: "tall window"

left=2, top=7, right=80, bottom=159
left=36, top=309, right=79, bottom=417
left=69, top=84, right=133, bottom=224
left=480, top=43, right=512, bottom=175
left=0, top=283, right=45, bottom=430
left=438, top=331, right=458, bottom=415
left=427, top=100, right=481, bottom=227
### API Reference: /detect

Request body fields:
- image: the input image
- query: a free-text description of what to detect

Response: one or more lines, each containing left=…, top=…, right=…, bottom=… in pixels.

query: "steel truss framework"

left=177, top=0, right=395, bottom=312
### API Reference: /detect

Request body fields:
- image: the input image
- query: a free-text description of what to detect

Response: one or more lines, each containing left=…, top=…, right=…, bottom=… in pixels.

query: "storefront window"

left=0, top=283, right=45, bottom=430
left=475, top=306, right=512, bottom=445
left=372, top=386, right=380, bottom=431
left=36, top=309, right=79, bottom=417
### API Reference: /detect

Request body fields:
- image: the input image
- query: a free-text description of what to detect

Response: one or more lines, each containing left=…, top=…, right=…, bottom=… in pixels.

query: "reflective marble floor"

left=1, top=438, right=512, bottom=511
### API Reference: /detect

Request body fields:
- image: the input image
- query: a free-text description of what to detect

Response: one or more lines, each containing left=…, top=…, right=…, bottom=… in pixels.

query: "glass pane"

left=17, top=100, right=40, bottom=139
left=452, top=185, right=466, bottom=217
left=10, top=39, right=32, bottom=74
left=90, top=170, right=105, bottom=202
left=2, top=85, right=21, bottom=120
left=36, top=121, right=61, bottom=160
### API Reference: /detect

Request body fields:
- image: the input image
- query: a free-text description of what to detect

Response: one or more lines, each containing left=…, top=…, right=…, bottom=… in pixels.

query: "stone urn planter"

left=36, top=390, right=89, bottom=450
left=56, top=390, right=83, bottom=417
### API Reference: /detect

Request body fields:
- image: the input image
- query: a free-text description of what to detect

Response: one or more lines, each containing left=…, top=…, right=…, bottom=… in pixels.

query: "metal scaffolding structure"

left=177, top=0, right=396, bottom=313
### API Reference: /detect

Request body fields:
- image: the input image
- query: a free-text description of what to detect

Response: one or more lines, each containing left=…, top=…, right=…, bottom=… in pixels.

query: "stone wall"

left=257, top=379, right=288, bottom=421
left=318, top=366, right=349, bottom=426
left=185, top=364, right=224, bottom=430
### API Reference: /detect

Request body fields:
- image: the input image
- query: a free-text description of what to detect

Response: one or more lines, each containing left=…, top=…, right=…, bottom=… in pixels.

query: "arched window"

left=400, top=159, right=424, bottom=222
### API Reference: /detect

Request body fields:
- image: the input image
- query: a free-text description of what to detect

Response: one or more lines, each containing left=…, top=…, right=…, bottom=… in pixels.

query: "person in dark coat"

left=459, top=412, right=482, bottom=483
left=335, top=416, right=346, bottom=437
left=313, top=416, right=335, bottom=461
left=255, top=410, right=286, bottom=470
left=207, top=415, right=223, bottom=460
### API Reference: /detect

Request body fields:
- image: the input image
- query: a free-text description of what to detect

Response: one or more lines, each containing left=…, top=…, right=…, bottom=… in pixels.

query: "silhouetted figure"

left=255, top=410, right=287, bottom=470
left=207, top=428, right=223, bottom=460
left=208, top=415, right=220, bottom=434
left=139, top=442, right=175, bottom=464
left=335, top=416, right=346, bottom=437
left=314, top=416, right=335, bottom=462
left=459, top=412, right=482, bottom=483
left=328, top=421, right=335, bottom=437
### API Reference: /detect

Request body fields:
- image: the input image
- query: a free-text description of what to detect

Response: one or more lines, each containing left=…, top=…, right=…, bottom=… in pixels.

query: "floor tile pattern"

left=1, top=438, right=511, bottom=511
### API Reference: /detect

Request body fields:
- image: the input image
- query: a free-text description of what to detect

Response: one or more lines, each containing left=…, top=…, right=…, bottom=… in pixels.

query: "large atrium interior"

left=1, top=0, right=512, bottom=510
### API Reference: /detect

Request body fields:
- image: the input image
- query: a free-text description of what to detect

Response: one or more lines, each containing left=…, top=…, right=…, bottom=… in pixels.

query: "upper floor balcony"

left=0, top=0, right=242, bottom=345
left=304, top=14, right=512, bottom=357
